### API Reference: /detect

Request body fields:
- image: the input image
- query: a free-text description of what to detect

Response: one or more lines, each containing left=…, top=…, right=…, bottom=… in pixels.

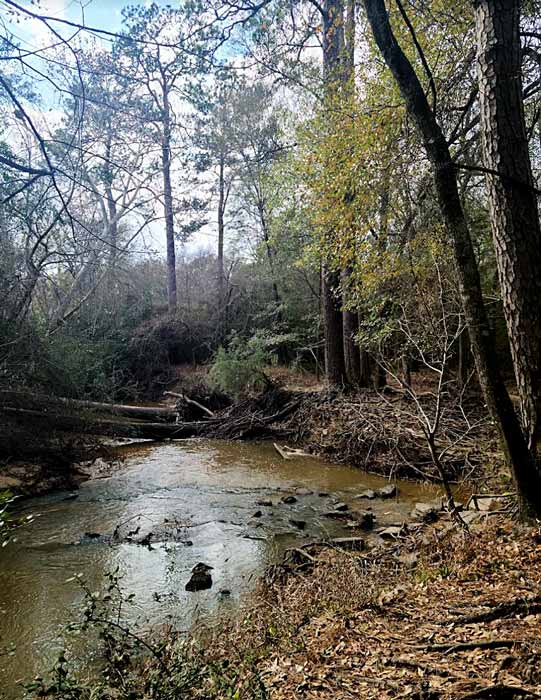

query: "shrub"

left=209, top=335, right=270, bottom=397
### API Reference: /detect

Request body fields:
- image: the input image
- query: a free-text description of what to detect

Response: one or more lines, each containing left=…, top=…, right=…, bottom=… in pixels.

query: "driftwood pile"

left=280, top=389, right=499, bottom=482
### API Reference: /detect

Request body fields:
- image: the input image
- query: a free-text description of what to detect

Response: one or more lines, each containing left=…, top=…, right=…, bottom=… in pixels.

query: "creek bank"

left=0, top=383, right=500, bottom=499
left=176, top=510, right=540, bottom=700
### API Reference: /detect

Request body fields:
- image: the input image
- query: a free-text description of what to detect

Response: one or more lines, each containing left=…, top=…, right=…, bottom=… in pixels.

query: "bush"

left=209, top=335, right=270, bottom=397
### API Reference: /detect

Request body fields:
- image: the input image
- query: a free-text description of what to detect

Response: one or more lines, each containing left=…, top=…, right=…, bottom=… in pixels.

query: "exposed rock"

left=334, top=502, right=349, bottom=511
left=460, top=510, right=483, bottom=526
left=355, top=489, right=376, bottom=500
left=379, top=525, right=406, bottom=540
left=0, top=476, right=23, bottom=490
left=137, top=533, right=153, bottom=548
left=377, top=484, right=397, bottom=499
left=359, top=512, right=376, bottom=530
left=411, top=502, right=440, bottom=523
left=289, top=519, right=306, bottom=530
left=252, top=510, right=263, bottom=518
left=256, top=500, right=273, bottom=507
left=476, top=497, right=503, bottom=512
left=219, top=589, right=231, bottom=596
left=318, top=492, right=329, bottom=497
left=185, top=563, right=213, bottom=592
left=397, top=551, right=419, bottom=568
left=324, top=510, right=351, bottom=520
left=281, top=495, right=297, bottom=504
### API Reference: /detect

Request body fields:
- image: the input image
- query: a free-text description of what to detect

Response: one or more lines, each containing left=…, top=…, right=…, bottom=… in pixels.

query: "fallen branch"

left=163, top=391, right=214, bottom=418
left=425, top=639, right=518, bottom=653
left=273, top=443, right=312, bottom=459
left=449, top=596, right=541, bottom=625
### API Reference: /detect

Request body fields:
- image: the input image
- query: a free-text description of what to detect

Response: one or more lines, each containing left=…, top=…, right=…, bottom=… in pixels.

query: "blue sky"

left=8, top=1, right=179, bottom=50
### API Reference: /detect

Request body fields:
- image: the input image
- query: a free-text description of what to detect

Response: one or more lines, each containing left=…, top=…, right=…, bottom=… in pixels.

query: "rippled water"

left=0, top=439, right=435, bottom=698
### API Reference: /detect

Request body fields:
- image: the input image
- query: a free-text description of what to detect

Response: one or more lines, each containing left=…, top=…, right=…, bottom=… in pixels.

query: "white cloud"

left=10, top=0, right=68, bottom=49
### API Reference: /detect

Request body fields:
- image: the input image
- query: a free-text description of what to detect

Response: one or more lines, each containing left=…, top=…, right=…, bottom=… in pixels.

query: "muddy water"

left=0, top=439, right=435, bottom=698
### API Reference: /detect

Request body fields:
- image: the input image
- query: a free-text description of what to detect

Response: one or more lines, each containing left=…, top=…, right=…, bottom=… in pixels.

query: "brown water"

left=0, top=439, right=435, bottom=698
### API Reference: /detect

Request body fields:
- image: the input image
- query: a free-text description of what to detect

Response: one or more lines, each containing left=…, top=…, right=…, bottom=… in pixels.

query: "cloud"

left=39, top=0, right=67, bottom=16
left=12, top=0, right=68, bottom=48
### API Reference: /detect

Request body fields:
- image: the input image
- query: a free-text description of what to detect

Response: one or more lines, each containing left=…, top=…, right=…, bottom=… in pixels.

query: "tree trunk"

left=359, top=349, right=372, bottom=387
left=322, top=264, right=348, bottom=386
left=161, top=82, right=177, bottom=311
left=217, top=151, right=226, bottom=341
left=341, top=1, right=361, bottom=385
left=474, top=0, right=541, bottom=451
left=257, top=194, right=283, bottom=316
left=322, top=0, right=348, bottom=388
left=104, top=130, right=118, bottom=268
left=342, top=270, right=361, bottom=383
left=0, top=391, right=178, bottom=422
left=0, top=406, right=202, bottom=440
left=362, top=0, right=541, bottom=518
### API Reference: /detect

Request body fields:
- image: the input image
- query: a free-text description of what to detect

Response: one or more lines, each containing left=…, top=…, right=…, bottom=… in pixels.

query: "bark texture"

left=474, top=0, right=541, bottom=450
left=217, top=152, right=226, bottom=341
left=362, top=0, right=541, bottom=517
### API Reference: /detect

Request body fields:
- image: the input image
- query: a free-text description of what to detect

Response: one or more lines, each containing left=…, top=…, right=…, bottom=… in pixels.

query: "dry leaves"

left=197, top=517, right=541, bottom=699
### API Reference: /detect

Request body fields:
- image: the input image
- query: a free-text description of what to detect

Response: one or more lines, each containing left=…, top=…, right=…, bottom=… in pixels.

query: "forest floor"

left=179, top=514, right=541, bottom=700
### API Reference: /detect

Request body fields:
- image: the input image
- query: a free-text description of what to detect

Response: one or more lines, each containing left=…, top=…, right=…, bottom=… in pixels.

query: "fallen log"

left=1, top=406, right=204, bottom=440
left=0, top=387, right=302, bottom=443
left=0, top=390, right=178, bottom=422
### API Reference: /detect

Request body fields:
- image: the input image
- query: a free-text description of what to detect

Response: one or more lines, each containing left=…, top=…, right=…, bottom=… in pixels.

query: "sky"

left=4, top=0, right=220, bottom=258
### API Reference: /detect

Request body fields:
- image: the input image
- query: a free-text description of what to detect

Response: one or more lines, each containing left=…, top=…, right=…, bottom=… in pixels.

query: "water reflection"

left=0, top=439, right=435, bottom=698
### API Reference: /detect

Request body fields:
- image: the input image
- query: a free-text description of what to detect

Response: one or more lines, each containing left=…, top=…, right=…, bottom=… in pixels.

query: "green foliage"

left=209, top=335, right=271, bottom=397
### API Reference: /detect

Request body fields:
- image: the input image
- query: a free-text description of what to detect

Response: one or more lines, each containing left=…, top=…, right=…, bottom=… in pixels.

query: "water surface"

left=0, top=439, right=435, bottom=698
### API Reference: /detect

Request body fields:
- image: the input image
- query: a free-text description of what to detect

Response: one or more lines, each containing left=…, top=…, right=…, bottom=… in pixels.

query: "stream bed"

left=0, top=439, right=435, bottom=698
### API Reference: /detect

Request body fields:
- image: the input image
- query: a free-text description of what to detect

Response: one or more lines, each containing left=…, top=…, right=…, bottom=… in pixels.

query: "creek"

left=0, top=439, right=436, bottom=698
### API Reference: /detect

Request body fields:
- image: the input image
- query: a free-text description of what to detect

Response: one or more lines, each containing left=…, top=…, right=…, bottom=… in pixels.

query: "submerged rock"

left=185, top=563, right=213, bottom=592
left=324, top=510, right=351, bottom=519
left=295, top=488, right=313, bottom=496
left=334, top=502, right=349, bottom=511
